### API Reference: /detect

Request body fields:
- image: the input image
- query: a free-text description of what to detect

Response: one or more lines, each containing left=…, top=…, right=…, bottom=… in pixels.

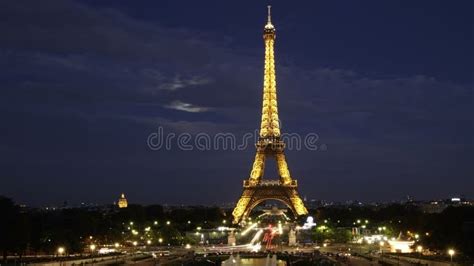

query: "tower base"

left=232, top=180, right=307, bottom=224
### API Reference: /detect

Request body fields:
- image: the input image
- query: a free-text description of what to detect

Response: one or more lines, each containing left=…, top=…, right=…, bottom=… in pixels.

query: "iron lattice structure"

left=232, top=6, right=308, bottom=224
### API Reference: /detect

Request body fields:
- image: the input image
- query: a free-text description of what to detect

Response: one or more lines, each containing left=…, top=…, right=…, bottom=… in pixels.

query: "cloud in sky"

left=157, top=75, right=213, bottom=91
left=164, top=100, right=212, bottom=113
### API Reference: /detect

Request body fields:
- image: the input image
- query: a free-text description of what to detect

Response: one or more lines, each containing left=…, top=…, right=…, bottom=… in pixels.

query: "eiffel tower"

left=232, top=6, right=308, bottom=224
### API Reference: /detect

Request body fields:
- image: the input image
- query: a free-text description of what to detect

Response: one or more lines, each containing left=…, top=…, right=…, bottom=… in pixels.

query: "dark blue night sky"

left=1, top=0, right=472, bottom=206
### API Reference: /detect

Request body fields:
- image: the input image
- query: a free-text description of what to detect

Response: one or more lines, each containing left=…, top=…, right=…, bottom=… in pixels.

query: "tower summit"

left=264, top=5, right=275, bottom=31
left=232, top=7, right=308, bottom=224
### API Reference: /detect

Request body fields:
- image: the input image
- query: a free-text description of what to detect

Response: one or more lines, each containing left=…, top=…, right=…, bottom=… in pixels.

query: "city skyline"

left=1, top=0, right=473, bottom=206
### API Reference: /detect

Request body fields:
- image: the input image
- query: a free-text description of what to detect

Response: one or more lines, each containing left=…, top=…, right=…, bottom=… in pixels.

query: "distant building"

left=117, top=193, right=128, bottom=208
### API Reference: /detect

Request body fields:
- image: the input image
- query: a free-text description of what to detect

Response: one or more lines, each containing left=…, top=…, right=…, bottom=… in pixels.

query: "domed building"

left=117, top=193, right=128, bottom=208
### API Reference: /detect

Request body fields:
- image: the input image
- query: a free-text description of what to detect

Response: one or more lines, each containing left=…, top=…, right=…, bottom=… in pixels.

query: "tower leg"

left=276, top=153, right=292, bottom=185
left=232, top=188, right=254, bottom=224
left=249, top=153, right=265, bottom=184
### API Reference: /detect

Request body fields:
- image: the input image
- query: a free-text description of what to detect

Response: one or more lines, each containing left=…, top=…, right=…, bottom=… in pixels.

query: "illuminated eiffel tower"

left=232, top=6, right=308, bottom=224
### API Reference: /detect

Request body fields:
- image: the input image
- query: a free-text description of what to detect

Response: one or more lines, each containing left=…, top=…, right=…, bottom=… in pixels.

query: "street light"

left=57, top=247, right=66, bottom=266
left=57, top=247, right=65, bottom=256
left=114, top=243, right=120, bottom=248
left=448, top=249, right=455, bottom=262
left=416, top=245, right=423, bottom=253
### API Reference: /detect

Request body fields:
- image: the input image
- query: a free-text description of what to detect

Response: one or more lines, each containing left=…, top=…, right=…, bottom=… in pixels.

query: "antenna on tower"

left=265, top=5, right=275, bottom=30
left=267, top=5, right=272, bottom=24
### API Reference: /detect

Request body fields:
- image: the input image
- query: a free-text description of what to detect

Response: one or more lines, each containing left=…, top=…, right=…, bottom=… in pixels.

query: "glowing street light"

left=147, top=240, right=151, bottom=245
left=379, top=241, right=385, bottom=255
left=133, top=241, right=138, bottom=246
left=417, top=245, right=423, bottom=252
left=114, top=243, right=120, bottom=248
left=158, top=238, right=163, bottom=244
left=57, top=247, right=65, bottom=256
left=166, top=221, right=171, bottom=225
left=185, top=244, right=191, bottom=249
left=90, top=244, right=96, bottom=252
left=448, top=249, right=455, bottom=262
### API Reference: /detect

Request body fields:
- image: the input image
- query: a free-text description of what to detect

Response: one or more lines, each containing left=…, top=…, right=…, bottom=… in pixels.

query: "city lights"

left=241, top=222, right=258, bottom=236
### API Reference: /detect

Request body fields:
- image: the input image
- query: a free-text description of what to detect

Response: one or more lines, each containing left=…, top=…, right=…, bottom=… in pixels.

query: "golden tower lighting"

left=232, top=6, right=308, bottom=224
